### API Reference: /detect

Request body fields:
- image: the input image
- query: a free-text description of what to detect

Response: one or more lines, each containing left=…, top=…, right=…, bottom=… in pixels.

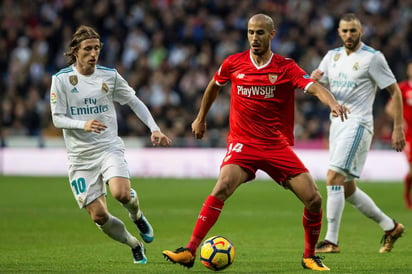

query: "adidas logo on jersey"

left=71, top=87, right=79, bottom=93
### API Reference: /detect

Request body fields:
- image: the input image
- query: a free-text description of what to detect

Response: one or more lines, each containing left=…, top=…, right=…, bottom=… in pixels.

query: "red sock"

left=186, top=195, right=224, bottom=255
left=302, top=208, right=322, bottom=258
left=404, top=174, right=412, bottom=207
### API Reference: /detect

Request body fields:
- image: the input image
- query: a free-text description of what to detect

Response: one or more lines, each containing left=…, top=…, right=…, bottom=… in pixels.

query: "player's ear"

left=270, top=29, right=276, bottom=39
left=360, top=26, right=364, bottom=35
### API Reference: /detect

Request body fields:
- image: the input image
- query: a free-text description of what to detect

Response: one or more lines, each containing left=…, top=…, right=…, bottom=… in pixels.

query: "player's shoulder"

left=92, top=65, right=118, bottom=81
left=95, top=64, right=117, bottom=75
left=96, top=64, right=116, bottom=72
left=272, top=53, right=296, bottom=65
left=359, top=43, right=380, bottom=55
left=358, top=44, right=387, bottom=66
left=53, top=66, right=74, bottom=77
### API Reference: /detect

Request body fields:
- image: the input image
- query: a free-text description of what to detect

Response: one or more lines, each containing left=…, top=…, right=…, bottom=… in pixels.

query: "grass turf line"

left=0, top=176, right=410, bottom=273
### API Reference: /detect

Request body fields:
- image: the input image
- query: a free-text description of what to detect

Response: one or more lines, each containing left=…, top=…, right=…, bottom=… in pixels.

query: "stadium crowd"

left=1, top=0, right=411, bottom=148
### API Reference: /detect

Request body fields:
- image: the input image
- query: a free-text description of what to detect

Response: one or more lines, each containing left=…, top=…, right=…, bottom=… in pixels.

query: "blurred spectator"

left=1, top=0, right=411, bottom=148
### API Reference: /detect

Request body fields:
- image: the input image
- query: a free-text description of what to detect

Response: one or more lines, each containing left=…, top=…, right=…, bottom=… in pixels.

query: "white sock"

left=122, top=188, right=142, bottom=221
left=97, top=214, right=139, bottom=248
left=325, top=185, right=345, bottom=245
left=346, top=188, right=395, bottom=231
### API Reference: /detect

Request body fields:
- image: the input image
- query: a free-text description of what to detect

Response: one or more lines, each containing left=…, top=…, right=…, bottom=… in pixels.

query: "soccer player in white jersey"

left=311, top=13, right=405, bottom=254
left=50, top=25, right=171, bottom=264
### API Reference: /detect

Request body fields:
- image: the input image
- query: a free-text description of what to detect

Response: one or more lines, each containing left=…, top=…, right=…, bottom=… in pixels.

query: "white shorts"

left=329, top=117, right=373, bottom=179
left=68, top=150, right=130, bottom=208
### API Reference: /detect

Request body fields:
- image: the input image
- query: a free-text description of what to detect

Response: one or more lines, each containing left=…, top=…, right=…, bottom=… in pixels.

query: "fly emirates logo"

left=237, top=85, right=276, bottom=98
left=70, top=97, right=109, bottom=116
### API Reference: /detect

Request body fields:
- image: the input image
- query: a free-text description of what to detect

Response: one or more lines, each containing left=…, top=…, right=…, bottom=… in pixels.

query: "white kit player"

left=50, top=25, right=171, bottom=264
left=311, top=13, right=405, bottom=254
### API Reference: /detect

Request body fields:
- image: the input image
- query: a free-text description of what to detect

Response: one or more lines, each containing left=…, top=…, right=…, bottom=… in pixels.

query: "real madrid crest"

left=268, top=74, right=278, bottom=84
left=69, top=75, right=78, bottom=86
left=353, top=62, right=360, bottom=71
left=102, top=82, right=109, bottom=93
left=333, top=54, right=341, bottom=61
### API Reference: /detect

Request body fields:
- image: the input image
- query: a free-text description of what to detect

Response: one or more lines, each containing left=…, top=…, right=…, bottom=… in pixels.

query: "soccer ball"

left=200, top=235, right=235, bottom=271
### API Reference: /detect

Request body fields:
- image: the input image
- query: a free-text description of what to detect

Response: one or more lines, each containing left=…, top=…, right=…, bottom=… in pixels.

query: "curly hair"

left=64, top=25, right=103, bottom=65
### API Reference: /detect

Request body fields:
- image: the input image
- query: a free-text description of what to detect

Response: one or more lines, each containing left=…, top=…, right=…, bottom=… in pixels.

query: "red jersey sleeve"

left=283, top=59, right=315, bottom=91
left=214, top=55, right=236, bottom=86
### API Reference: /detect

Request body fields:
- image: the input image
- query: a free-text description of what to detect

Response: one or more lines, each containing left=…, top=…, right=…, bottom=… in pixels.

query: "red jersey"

left=399, top=80, right=412, bottom=138
left=214, top=50, right=315, bottom=146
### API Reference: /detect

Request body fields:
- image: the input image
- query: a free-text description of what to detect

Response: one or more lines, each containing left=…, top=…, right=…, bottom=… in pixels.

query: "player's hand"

left=192, top=118, right=206, bottom=139
left=310, top=69, right=324, bottom=81
left=331, top=104, right=350, bottom=122
left=84, top=119, right=107, bottom=133
left=151, top=130, right=172, bottom=147
left=392, top=127, right=405, bottom=152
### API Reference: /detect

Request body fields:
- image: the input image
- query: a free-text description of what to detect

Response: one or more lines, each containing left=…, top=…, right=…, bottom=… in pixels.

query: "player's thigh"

left=261, top=145, right=308, bottom=185
left=211, top=164, right=250, bottom=200
left=329, top=120, right=372, bottom=177
left=102, top=151, right=131, bottom=201
left=108, top=177, right=131, bottom=202
left=68, top=163, right=105, bottom=208
left=286, top=172, right=321, bottom=205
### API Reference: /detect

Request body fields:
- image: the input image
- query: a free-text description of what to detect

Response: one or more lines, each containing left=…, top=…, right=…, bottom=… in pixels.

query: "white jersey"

left=50, top=64, right=157, bottom=161
left=318, top=42, right=396, bottom=130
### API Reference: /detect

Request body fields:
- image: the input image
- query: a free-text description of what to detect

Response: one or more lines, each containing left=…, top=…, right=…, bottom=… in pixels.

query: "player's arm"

left=126, top=96, right=171, bottom=146
left=310, top=69, right=324, bottom=82
left=306, top=82, right=349, bottom=121
left=385, top=98, right=394, bottom=117
left=52, top=113, right=107, bottom=133
left=385, top=83, right=405, bottom=152
left=114, top=71, right=171, bottom=146
left=192, top=79, right=221, bottom=139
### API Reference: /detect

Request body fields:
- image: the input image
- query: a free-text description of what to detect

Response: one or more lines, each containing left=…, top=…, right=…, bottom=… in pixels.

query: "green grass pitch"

left=0, top=176, right=410, bottom=273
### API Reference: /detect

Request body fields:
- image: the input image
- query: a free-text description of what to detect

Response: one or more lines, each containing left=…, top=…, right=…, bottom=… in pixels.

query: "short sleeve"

left=214, top=57, right=231, bottom=86
left=369, top=52, right=397, bottom=89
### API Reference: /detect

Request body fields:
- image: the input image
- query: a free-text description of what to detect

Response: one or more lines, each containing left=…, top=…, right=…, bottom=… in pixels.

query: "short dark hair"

left=64, top=25, right=102, bottom=65
left=340, top=13, right=359, bottom=22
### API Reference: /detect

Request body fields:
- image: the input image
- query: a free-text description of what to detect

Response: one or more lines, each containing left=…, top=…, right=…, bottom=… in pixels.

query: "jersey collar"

left=249, top=51, right=274, bottom=70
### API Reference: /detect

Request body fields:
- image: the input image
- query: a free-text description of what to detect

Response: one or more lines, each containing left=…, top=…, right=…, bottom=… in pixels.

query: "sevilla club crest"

left=268, top=74, right=278, bottom=84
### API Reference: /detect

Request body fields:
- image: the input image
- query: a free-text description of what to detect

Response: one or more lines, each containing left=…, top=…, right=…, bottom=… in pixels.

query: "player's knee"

left=112, top=191, right=130, bottom=204
left=212, top=186, right=231, bottom=201
left=92, top=211, right=109, bottom=225
left=212, top=180, right=235, bottom=201
left=327, top=169, right=346, bottom=185
left=306, top=193, right=322, bottom=212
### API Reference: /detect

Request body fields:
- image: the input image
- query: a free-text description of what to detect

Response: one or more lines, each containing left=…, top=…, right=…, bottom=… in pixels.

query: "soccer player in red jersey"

left=162, top=13, right=348, bottom=271
left=386, top=60, right=412, bottom=209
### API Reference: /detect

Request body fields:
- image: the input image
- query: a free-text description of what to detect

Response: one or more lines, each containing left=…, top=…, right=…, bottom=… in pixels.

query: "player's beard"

left=251, top=44, right=267, bottom=56
left=251, top=48, right=262, bottom=55
left=344, top=35, right=361, bottom=51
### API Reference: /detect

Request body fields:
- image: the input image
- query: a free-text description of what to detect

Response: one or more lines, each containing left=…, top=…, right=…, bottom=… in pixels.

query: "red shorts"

left=220, top=141, right=308, bottom=184
left=405, top=137, right=412, bottom=163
